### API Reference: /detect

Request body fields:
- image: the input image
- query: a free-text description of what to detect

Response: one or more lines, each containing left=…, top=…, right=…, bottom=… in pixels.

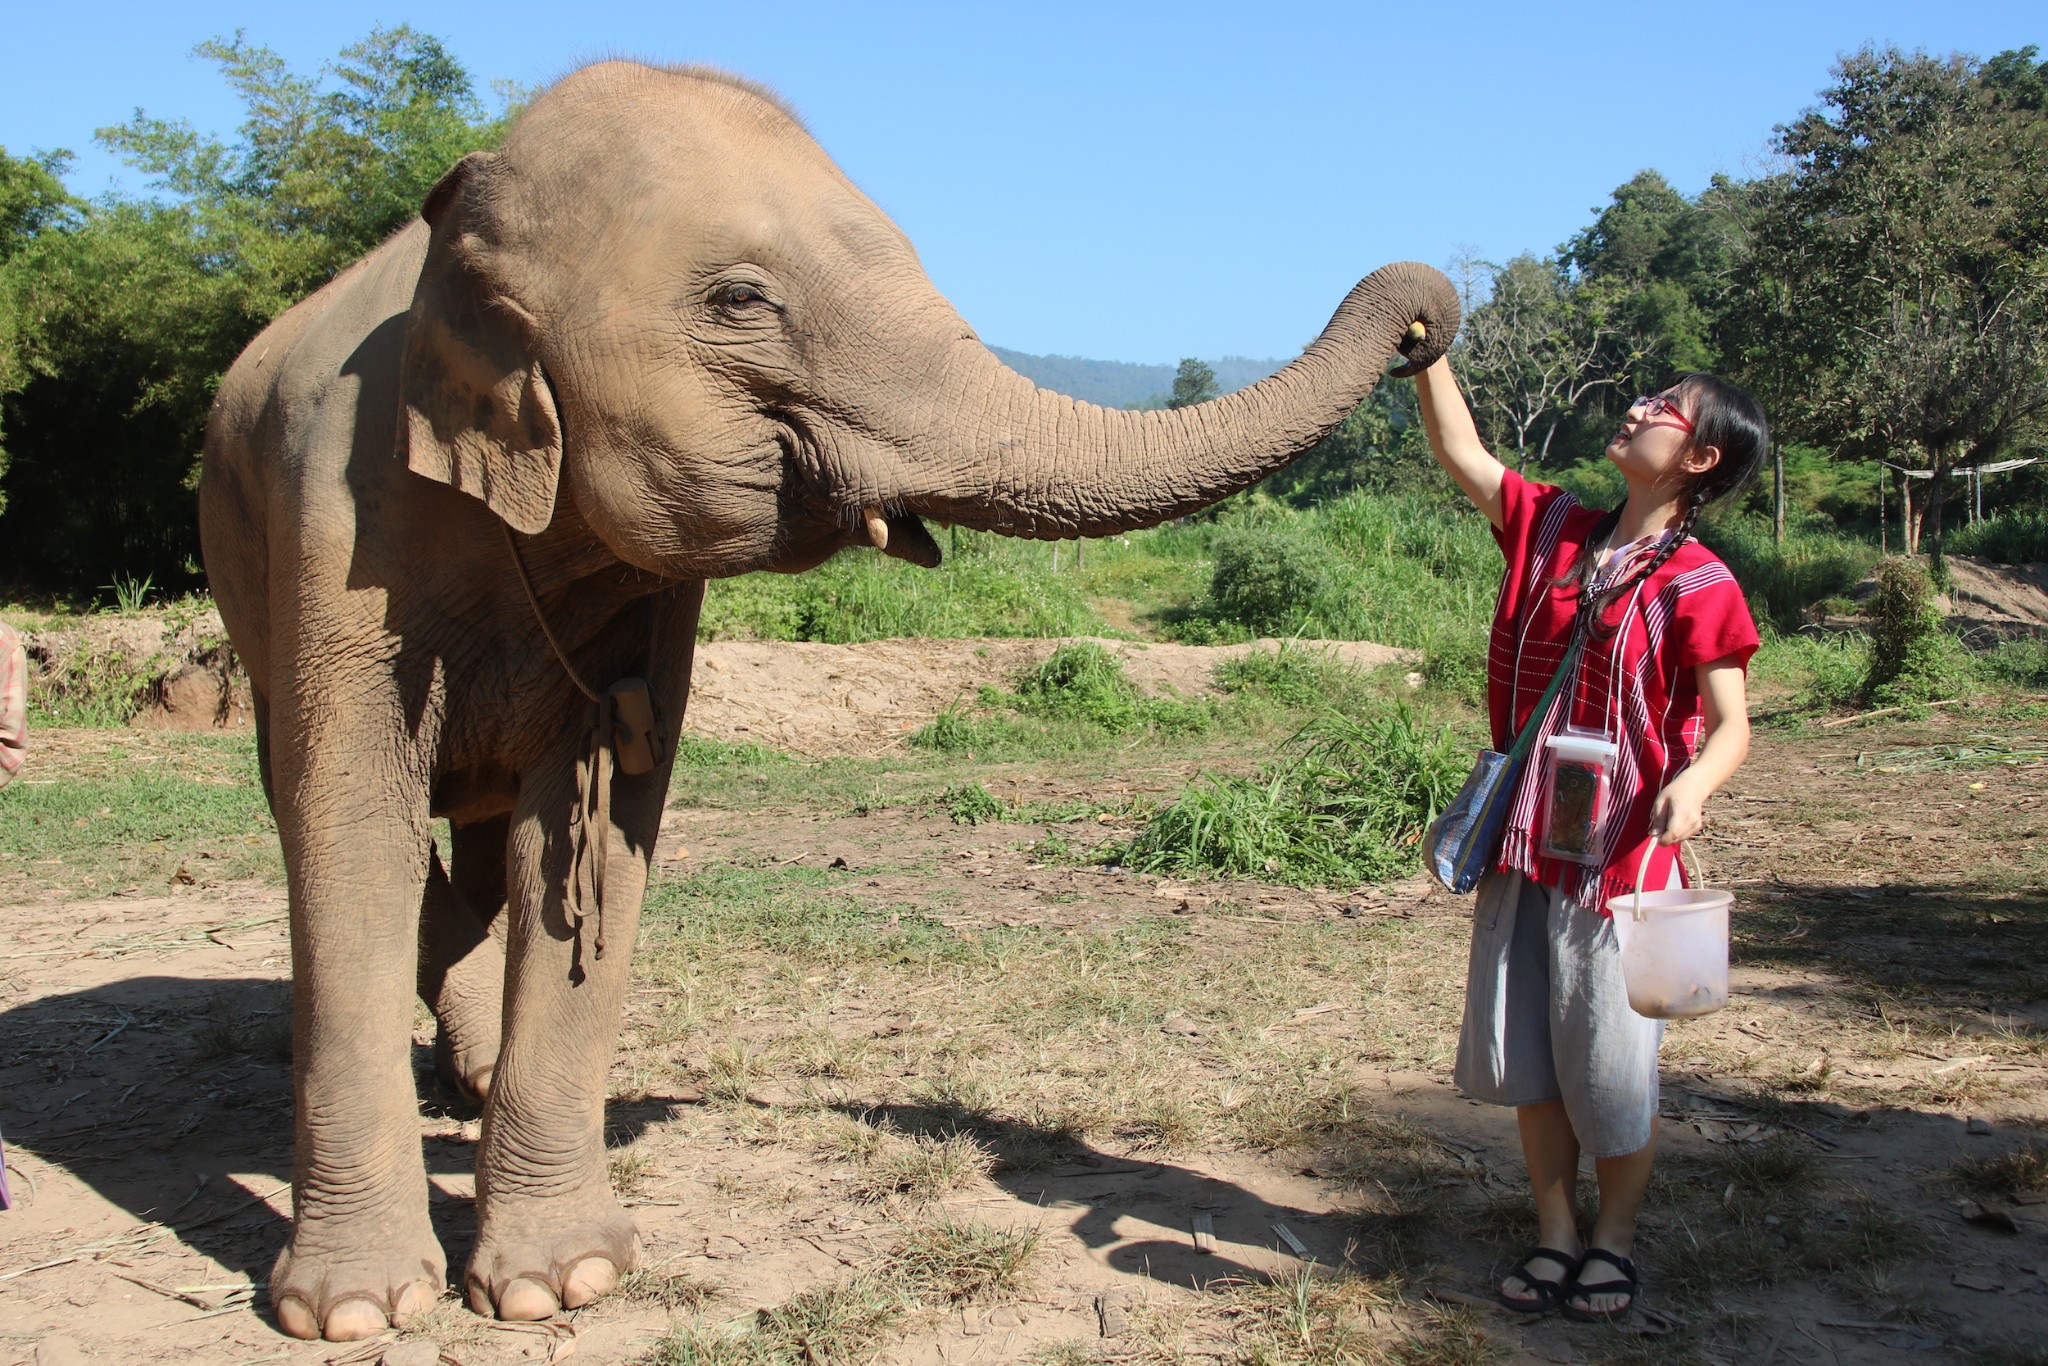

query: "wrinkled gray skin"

left=198, top=62, right=1456, bottom=1342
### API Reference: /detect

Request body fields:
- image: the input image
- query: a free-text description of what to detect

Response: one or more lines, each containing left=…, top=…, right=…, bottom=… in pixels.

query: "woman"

left=1414, top=356, right=1767, bottom=1321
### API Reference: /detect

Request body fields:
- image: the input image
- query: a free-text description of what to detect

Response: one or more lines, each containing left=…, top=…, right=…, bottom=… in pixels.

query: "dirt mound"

left=1940, top=554, right=2048, bottom=641
left=15, top=611, right=1410, bottom=750
left=21, top=608, right=251, bottom=732
left=685, top=636, right=1413, bottom=756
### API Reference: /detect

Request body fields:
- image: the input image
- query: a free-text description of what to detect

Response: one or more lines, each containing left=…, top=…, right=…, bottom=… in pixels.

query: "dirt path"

left=3, top=709, right=2045, bottom=1364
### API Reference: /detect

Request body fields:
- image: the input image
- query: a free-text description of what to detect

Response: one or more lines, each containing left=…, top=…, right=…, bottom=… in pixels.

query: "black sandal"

left=1499, top=1245, right=1581, bottom=1314
left=1563, top=1246, right=1639, bottom=1322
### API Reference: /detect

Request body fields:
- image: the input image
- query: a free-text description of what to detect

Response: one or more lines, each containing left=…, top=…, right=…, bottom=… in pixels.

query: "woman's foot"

left=1500, top=1245, right=1582, bottom=1314
left=1563, top=1246, right=1639, bottom=1321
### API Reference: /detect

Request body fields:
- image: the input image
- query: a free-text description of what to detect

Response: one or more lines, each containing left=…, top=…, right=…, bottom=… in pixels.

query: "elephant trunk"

left=903, top=261, right=1458, bottom=540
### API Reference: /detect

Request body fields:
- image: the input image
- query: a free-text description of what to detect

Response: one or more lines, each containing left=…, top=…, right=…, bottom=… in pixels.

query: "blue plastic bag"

left=1423, top=749, right=1521, bottom=894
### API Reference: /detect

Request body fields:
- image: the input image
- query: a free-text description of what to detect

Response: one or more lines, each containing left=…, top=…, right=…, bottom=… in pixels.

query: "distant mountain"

left=988, top=347, right=1286, bottom=410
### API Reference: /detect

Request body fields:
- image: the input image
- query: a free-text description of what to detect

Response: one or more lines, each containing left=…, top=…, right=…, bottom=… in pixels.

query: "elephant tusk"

left=862, top=506, right=889, bottom=549
left=1406, top=320, right=1428, bottom=342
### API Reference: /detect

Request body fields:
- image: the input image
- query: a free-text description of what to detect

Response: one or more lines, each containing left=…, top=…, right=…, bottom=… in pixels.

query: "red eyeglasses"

left=1632, top=394, right=1695, bottom=435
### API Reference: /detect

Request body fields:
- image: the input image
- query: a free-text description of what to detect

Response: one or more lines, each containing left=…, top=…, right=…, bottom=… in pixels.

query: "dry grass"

left=616, top=1264, right=724, bottom=1312
left=646, top=1217, right=1039, bottom=1365
left=609, top=1143, right=655, bottom=1197
left=1951, top=1138, right=2048, bottom=1198
left=606, top=709, right=2048, bottom=1361
left=848, top=1128, right=995, bottom=1204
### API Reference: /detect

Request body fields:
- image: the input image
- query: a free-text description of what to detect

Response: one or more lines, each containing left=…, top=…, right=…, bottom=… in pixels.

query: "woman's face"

left=1605, top=388, right=1717, bottom=490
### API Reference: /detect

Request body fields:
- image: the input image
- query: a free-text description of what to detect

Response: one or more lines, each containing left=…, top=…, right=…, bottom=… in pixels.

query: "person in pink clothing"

left=0, top=619, right=19, bottom=1209
left=1416, top=358, right=1767, bottom=1322
left=0, top=620, right=25, bottom=790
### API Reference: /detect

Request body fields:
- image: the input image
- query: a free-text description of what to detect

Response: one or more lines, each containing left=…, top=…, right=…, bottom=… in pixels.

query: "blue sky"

left=4, top=2, right=2038, bottom=363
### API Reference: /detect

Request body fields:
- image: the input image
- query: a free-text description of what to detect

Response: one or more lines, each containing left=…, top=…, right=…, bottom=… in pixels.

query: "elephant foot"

left=466, top=1193, right=642, bottom=1321
left=270, top=1221, right=446, bottom=1342
left=433, top=1020, right=497, bottom=1102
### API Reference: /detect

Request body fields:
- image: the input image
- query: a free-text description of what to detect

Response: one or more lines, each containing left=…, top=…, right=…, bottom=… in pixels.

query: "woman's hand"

left=1648, top=773, right=1709, bottom=846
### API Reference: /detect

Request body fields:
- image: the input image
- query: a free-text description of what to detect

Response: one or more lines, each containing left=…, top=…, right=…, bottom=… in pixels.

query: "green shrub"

left=1975, top=638, right=2048, bottom=691
left=1549, top=458, right=1627, bottom=510
left=1214, top=644, right=1370, bottom=711
left=942, top=782, right=1006, bottom=825
left=911, top=705, right=1029, bottom=755
left=1125, top=703, right=1465, bottom=886
left=26, top=645, right=158, bottom=726
left=1207, top=529, right=1330, bottom=636
left=1013, top=642, right=1145, bottom=731
left=910, top=646, right=1212, bottom=758
left=1950, top=512, right=2048, bottom=566
left=1752, top=631, right=1868, bottom=713
left=1864, top=557, right=1970, bottom=706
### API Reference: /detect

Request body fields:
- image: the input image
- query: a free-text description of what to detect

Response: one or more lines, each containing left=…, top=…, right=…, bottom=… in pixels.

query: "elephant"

left=197, top=60, right=1457, bottom=1342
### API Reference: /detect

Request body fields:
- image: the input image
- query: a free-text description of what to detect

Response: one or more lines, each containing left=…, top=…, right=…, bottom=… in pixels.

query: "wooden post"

left=1074, top=539, right=1084, bottom=571
left=1772, top=445, right=1785, bottom=546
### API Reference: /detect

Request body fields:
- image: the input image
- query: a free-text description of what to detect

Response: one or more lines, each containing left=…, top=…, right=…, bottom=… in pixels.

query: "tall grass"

left=699, top=540, right=1111, bottom=642
left=1699, top=514, right=1877, bottom=633
left=1125, top=703, right=1466, bottom=886
left=1950, top=511, right=2048, bottom=566
left=912, top=642, right=1218, bottom=759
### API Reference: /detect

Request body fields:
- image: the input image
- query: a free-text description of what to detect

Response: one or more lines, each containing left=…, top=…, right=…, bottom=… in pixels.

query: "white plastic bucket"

left=1605, top=843, right=1733, bottom=1020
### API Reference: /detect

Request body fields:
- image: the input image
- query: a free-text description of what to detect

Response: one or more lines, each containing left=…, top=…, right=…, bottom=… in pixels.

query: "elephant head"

left=398, top=62, right=1457, bottom=575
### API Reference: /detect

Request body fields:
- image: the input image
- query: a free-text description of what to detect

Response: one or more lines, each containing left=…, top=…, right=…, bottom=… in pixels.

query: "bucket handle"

left=1629, top=839, right=1707, bottom=921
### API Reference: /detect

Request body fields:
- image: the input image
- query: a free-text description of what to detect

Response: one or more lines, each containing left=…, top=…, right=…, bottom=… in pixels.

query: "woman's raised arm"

left=1415, top=356, right=1508, bottom=530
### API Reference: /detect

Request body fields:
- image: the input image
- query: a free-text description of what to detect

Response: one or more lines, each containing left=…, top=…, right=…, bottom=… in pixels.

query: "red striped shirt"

left=1486, top=471, right=1759, bottom=912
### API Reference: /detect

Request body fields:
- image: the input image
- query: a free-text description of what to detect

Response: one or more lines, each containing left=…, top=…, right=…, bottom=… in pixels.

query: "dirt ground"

left=2, top=663, right=2045, bottom=1365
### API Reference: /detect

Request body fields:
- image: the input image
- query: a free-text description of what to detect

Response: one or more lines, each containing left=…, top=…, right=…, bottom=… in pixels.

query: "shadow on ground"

left=0, top=975, right=679, bottom=1308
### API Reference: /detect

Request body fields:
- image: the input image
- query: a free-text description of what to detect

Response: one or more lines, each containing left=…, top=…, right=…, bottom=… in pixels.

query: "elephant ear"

left=397, top=151, right=563, bottom=535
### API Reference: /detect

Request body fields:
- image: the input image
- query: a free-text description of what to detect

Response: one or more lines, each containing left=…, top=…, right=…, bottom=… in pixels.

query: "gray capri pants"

left=1453, top=870, right=1666, bottom=1158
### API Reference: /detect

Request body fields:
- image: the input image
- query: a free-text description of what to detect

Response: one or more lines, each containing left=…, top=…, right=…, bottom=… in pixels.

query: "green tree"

left=1167, top=357, right=1219, bottom=409
left=1728, top=45, right=2048, bottom=556
left=0, top=148, right=82, bottom=516
left=1454, top=252, right=1638, bottom=466
left=0, top=27, right=508, bottom=590
left=1564, top=170, right=1749, bottom=399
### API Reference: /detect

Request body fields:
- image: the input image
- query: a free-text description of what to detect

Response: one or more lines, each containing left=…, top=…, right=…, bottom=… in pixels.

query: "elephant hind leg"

left=419, top=815, right=510, bottom=1101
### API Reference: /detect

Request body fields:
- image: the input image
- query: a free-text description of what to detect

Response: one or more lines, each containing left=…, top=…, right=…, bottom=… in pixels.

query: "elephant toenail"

left=497, top=1277, right=561, bottom=1321
left=393, top=1280, right=438, bottom=1322
left=322, top=1298, right=390, bottom=1342
left=560, top=1257, right=619, bottom=1307
left=274, top=1295, right=320, bottom=1340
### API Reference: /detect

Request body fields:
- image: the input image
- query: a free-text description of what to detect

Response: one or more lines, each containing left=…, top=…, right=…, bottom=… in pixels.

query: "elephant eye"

left=711, top=282, right=774, bottom=314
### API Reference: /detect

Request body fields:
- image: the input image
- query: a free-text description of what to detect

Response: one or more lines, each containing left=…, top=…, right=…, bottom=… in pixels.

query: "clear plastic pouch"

left=1539, top=728, right=1619, bottom=864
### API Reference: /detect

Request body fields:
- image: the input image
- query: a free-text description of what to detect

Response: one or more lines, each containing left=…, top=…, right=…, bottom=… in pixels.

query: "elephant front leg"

left=269, top=766, right=445, bottom=1340
left=465, top=779, right=658, bottom=1321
